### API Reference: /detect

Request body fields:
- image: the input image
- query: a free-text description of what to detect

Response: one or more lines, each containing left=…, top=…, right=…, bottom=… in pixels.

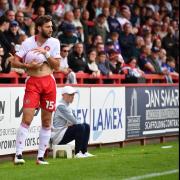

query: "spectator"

left=162, top=26, right=178, bottom=59
left=5, top=9, right=15, bottom=21
left=92, top=14, right=108, bottom=43
left=81, top=9, right=94, bottom=43
left=119, top=23, right=136, bottom=62
left=72, top=7, right=83, bottom=29
left=24, top=13, right=34, bottom=36
left=96, top=42, right=105, bottom=54
left=59, top=44, right=77, bottom=84
left=11, top=0, right=35, bottom=14
left=0, top=15, right=12, bottom=56
left=33, top=6, right=46, bottom=21
left=91, top=35, right=103, bottom=47
left=97, top=51, right=112, bottom=76
left=15, top=10, right=30, bottom=36
left=58, top=11, right=74, bottom=34
left=107, top=5, right=122, bottom=34
left=138, top=45, right=155, bottom=73
left=107, top=31, right=121, bottom=53
left=121, top=56, right=144, bottom=78
left=86, top=48, right=100, bottom=77
left=102, top=5, right=110, bottom=33
left=148, top=47, right=167, bottom=74
left=134, top=36, right=145, bottom=59
left=68, top=42, right=87, bottom=73
left=0, top=0, right=9, bottom=17
left=58, top=23, right=78, bottom=47
left=51, top=86, right=94, bottom=158
left=130, top=6, right=141, bottom=28
left=152, top=38, right=162, bottom=50
left=86, top=0, right=100, bottom=21
left=165, top=56, right=179, bottom=77
left=63, top=0, right=73, bottom=13
left=108, top=49, right=123, bottom=74
left=4, top=20, right=20, bottom=48
left=117, top=6, right=131, bottom=28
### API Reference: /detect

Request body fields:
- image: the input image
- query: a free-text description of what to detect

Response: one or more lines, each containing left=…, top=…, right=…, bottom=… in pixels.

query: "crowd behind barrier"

left=0, top=0, right=179, bottom=84
left=0, top=71, right=179, bottom=85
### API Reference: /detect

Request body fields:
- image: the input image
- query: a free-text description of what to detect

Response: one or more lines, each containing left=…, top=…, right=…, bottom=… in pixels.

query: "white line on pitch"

left=123, top=169, right=179, bottom=180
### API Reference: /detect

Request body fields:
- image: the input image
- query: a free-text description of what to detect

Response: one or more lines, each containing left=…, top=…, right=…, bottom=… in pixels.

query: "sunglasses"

left=62, top=50, right=69, bottom=52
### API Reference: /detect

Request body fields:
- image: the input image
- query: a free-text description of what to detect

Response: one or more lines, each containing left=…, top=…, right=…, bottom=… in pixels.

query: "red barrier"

left=0, top=72, right=179, bottom=84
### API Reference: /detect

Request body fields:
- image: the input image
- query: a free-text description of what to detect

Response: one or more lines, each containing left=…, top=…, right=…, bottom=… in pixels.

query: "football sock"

left=37, top=127, right=51, bottom=158
left=16, top=122, right=29, bottom=155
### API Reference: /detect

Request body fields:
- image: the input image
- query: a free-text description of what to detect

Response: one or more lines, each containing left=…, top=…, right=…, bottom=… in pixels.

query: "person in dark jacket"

left=4, top=20, right=20, bottom=47
left=68, top=42, right=87, bottom=73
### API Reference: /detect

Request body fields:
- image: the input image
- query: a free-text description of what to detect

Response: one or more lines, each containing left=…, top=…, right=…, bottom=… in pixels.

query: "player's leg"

left=15, top=77, right=41, bottom=164
left=36, top=75, right=56, bottom=164
left=14, top=108, right=35, bottom=164
left=36, top=109, right=52, bottom=165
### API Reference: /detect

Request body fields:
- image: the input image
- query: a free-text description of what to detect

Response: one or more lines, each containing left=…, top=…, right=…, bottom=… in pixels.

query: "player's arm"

left=45, top=55, right=60, bottom=71
left=10, top=54, right=42, bottom=69
left=33, top=47, right=60, bottom=71
left=10, top=55, right=28, bottom=69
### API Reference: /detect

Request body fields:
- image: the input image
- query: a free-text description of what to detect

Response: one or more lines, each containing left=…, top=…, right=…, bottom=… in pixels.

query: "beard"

left=41, top=30, right=52, bottom=39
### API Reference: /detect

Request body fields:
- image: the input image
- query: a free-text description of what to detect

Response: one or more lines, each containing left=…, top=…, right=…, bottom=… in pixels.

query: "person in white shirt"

left=59, top=44, right=77, bottom=84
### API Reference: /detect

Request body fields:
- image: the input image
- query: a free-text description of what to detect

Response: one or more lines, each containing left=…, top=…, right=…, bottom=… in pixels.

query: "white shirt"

left=60, top=56, right=69, bottom=70
left=16, top=36, right=61, bottom=62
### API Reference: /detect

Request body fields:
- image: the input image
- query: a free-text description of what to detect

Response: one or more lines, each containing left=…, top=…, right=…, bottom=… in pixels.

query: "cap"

left=10, top=20, right=19, bottom=27
left=61, top=86, right=77, bottom=95
left=151, top=47, right=160, bottom=53
left=64, top=23, right=76, bottom=33
left=146, top=5, right=155, bottom=12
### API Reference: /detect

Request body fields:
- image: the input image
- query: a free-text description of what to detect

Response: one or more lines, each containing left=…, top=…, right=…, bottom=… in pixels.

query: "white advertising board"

left=90, top=87, right=126, bottom=144
left=0, top=87, right=41, bottom=155
left=0, top=86, right=125, bottom=155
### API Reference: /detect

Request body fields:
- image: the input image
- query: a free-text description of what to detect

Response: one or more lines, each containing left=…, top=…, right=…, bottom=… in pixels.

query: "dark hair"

left=0, top=15, right=9, bottom=26
left=35, top=15, right=52, bottom=34
left=166, top=56, right=175, bottom=63
left=98, top=51, right=106, bottom=56
left=127, top=56, right=137, bottom=64
left=87, top=48, right=96, bottom=55
left=61, top=44, right=69, bottom=50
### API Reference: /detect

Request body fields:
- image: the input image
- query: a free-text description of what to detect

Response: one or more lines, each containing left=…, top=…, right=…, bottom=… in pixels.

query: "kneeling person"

left=51, top=86, right=94, bottom=158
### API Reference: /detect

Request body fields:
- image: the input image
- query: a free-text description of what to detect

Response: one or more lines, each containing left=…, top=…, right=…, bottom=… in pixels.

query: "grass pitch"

left=0, top=141, right=179, bottom=180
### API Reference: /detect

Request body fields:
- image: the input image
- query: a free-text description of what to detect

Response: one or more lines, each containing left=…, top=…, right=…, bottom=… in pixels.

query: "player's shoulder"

left=48, top=37, right=60, bottom=44
left=22, top=36, right=35, bottom=45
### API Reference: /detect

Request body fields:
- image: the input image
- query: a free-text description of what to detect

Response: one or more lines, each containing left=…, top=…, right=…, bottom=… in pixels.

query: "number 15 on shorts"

left=46, top=100, right=55, bottom=110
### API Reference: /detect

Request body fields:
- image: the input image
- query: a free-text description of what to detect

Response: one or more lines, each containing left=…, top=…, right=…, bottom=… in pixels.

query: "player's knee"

left=22, top=120, right=31, bottom=127
left=42, top=118, right=51, bottom=128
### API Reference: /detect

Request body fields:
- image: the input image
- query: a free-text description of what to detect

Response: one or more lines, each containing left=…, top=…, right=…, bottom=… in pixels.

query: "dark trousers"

left=58, top=123, right=90, bottom=154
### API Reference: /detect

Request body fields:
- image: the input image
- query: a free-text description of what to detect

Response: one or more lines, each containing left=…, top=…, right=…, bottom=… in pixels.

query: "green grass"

left=0, top=141, right=179, bottom=180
